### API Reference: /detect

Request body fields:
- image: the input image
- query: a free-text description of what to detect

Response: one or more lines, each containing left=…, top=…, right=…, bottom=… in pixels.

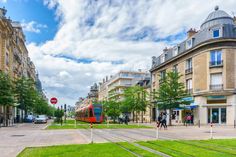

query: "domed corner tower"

left=200, top=6, right=235, bottom=30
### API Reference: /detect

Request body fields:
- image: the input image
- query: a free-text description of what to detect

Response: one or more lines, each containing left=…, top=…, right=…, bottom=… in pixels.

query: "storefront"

left=207, top=107, right=226, bottom=124
left=206, top=96, right=227, bottom=124
left=172, top=97, right=198, bottom=124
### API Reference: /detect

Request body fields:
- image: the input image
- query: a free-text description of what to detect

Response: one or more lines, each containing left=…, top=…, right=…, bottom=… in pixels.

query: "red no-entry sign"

left=50, top=97, right=58, bottom=105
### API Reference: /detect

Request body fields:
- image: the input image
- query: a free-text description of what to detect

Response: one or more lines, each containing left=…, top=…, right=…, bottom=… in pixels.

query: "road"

left=0, top=122, right=236, bottom=157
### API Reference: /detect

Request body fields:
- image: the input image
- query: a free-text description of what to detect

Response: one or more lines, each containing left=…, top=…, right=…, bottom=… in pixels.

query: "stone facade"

left=0, top=7, right=38, bottom=125
left=151, top=7, right=236, bottom=125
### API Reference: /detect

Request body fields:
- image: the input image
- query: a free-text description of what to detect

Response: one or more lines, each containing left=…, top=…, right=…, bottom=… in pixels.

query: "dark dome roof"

left=201, top=6, right=234, bottom=30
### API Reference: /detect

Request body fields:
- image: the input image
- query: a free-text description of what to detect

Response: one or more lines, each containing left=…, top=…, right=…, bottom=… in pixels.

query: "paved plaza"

left=0, top=122, right=236, bottom=157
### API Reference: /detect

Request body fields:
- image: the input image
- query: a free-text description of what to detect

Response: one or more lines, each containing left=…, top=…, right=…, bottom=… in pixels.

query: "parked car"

left=34, top=115, right=47, bottom=124
left=25, top=115, right=35, bottom=123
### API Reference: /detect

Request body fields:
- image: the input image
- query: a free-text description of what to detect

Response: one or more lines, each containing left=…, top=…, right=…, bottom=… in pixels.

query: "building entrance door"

left=212, top=108, right=219, bottom=123
left=208, top=107, right=226, bottom=124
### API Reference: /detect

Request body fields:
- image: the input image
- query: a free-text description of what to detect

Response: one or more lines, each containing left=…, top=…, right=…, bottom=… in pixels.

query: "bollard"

left=198, top=120, right=200, bottom=128
left=156, top=123, right=159, bottom=139
left=90, top=123, right=93, bottom=143
left=210, top=122, right=213, bottom=139
left=107, top=117, right=109, bottom=128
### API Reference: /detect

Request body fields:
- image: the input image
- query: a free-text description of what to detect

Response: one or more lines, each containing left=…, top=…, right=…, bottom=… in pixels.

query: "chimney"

left=106, top=76, right=108, bottom=82
left=163, top=47, right=168, bottom=52
left=187, top=28, right=197, bottom=38
left=103, top=78, right=105, bottom=83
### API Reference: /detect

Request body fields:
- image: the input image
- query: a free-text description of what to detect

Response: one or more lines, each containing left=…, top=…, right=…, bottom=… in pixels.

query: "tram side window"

left=89, top=108, right=93, bottom=117
left=85, top=109, right=89, bottom=117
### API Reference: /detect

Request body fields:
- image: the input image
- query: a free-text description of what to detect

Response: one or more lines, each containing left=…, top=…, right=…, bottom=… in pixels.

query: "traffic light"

left=64, top=104, right=67, bottom=112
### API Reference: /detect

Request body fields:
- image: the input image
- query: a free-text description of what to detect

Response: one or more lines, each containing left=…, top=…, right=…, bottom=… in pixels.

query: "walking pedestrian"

left=124, top=114, right=129, bottom=125
left=186, top=114, right=191, bottom=126
left=157, top=113, right=162, bottom=128
left=160, top=112, right=167, bottom=130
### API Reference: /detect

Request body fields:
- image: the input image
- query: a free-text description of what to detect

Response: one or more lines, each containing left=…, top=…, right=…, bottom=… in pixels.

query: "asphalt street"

left=0, top=122, right=236, bottom=157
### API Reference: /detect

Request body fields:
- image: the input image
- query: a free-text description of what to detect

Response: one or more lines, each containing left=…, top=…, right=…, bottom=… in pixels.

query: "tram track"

left=94, top=129, right=171, bottom=157
left=78, top=124, right=142, bottom=157
left=78, top=124, right=171, bottom=157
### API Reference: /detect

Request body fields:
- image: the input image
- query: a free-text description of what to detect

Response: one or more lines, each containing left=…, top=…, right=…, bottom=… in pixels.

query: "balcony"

left=209, top=60, right=223, bottom=68
left=186, top=88, right=193, bottom=94
left=210, top=84, right=223, bottom=90
left=185, top=68, right=192, bottom=74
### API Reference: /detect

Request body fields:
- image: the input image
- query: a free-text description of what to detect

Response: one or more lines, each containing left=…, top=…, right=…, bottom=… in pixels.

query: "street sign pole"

left=156, top=124, right=159, bottom=139
left=50, top=97, right=58, bottom=119
left=210, top=122, right=213, bottom=139
left=90, top=122, right=93, bottom=143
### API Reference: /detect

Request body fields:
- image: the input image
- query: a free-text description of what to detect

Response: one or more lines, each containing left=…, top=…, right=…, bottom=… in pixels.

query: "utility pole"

left=64, top=104, right=67, bottom=123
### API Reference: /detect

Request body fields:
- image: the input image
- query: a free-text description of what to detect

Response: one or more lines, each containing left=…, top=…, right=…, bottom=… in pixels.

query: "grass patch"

left=47, top=123, right=152, bottom=129
left=18, top=143, right=136, bottom=157
left=119, top=143, right=161, bottom=157
left=138, top=139, right=236, bottom=157
left=18, top=139, right=236, bottom=157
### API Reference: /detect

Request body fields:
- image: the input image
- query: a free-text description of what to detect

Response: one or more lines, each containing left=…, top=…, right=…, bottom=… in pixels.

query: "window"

left=173, top=64, right=178, bottom=73
left=173, top=46, right=179, bottom=56
left=5, top=52, right=9, bottom=66
left=210, top=73, right=223, bottom=90
left=185, top=58, right=192, bottom=74
left=186, top=79, right=192, bottom=93
left=89, top=108, right=93, bottom=117
left=160, top=70, right=166, bottom=80
left=160, top=54, right=165, bottom=63
left=213, top=29, right=220, bottom=38
left=210, top=50, right=222, bottom=66
left=186, top=38, right=193, bottom=49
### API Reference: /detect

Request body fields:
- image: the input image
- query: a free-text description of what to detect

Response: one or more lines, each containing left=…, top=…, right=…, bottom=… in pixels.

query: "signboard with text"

left=50, top=97, right=58, bottom=105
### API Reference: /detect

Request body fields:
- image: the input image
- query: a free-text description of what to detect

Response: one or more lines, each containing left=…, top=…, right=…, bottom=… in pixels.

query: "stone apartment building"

left=151, top=6, right=236, bottom=125
left=0, top=7, right=38, bottom=125
left=98, top=70, right=149, bottom=102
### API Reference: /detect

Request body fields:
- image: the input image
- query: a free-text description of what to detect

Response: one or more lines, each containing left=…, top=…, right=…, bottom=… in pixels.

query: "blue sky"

left=0, top=0, right=57, bottom=43
left=1, top=0, right=235, bottom=106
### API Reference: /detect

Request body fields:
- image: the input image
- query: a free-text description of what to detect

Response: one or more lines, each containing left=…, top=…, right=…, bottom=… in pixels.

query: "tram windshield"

left=94, top=107, right=102, bottom=115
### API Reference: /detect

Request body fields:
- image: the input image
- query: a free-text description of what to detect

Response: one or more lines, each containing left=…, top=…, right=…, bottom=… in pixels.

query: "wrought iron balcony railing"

left=210, top=84, right=223, bottom=90
left=186, top=88, right=193, bottom=94
left=185, top=68, right=192, bottom=74
left=209, top=60, right=223, bottom=67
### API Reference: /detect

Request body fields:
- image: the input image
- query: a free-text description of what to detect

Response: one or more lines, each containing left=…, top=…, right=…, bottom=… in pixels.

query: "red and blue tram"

left=76, top=104, right=103, bottom=123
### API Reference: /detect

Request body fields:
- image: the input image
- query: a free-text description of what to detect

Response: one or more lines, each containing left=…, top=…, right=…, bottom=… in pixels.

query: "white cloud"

left=27, top=0, right=236, bottom=106
left=0, top=0, right=7, bottom=3
left=21, top=20, right=47, bottom=33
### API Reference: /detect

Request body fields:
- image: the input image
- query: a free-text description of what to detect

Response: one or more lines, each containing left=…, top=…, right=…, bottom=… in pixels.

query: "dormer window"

left=212, top=27, right=222, bottom=38
left=160, top=54, right=165, bottom=63
left=173, top=46, right=179, bottom=56
left=213, top=29, right=220, bottom=38
left=186, top=38, right=193, bottom=49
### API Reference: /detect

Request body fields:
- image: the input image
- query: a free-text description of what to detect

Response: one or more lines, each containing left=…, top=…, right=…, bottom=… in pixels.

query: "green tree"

left=15, top=77, right=36, bottom=120
left=122, top=86, right=148, bottom=123
left=54, top=108, right=64, bottom=123
left=0, top=71, right=15, bottom=126
left=153, top=71, right=191, bottom=125
left=103, top=100, right=121, bottom=123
